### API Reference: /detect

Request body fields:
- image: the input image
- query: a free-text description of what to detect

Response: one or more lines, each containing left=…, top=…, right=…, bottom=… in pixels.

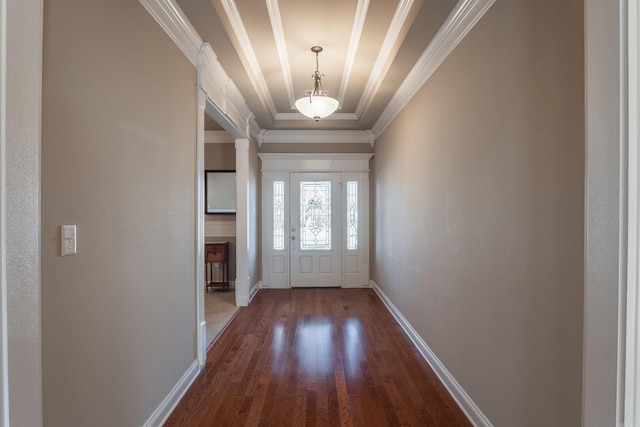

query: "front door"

left=290, top=172, right=342, bottom=287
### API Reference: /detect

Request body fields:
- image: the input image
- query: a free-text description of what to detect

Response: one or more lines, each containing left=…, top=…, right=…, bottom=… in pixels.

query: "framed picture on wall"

left=205, top=170, right=236, bottom=214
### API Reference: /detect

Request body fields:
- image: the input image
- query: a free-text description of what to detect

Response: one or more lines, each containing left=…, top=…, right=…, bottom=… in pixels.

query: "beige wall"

left=372, top=1, right=584, bottom=426
left=42, top=1, right=197, bottom=426
left=205, top=142, right=236, bottom=171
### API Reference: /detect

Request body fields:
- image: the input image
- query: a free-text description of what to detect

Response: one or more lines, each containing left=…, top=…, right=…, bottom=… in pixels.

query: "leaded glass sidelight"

left=273, top=181, right=285, bottom=250
left=300, top=181, right=331, bottom=250
left=347, top=181, right=358, bottom=250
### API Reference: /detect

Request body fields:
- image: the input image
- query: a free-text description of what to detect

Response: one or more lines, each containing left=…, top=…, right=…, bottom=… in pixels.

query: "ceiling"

left=176, top=0, right=459, bottom=132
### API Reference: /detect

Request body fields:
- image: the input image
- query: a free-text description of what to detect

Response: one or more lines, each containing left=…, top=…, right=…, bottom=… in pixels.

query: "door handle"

left=291, top=236, right=296, bottom=240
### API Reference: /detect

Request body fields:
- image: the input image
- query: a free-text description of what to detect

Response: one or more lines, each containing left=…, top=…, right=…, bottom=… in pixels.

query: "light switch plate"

left=61, top=225, right=76, bottom=256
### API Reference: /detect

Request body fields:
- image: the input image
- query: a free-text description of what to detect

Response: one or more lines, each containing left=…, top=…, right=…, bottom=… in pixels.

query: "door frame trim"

left=260, top=154, right=373, bottom=290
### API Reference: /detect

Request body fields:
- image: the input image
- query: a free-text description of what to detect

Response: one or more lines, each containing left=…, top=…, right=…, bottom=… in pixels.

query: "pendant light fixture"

left=294, top=46, right=339, bottom=121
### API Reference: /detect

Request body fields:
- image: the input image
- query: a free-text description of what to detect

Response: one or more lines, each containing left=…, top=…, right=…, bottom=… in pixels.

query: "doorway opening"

left=202, top=115, right=238, bottom=348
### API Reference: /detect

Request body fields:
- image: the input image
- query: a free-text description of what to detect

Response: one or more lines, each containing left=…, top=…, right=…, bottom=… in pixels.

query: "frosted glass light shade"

left=294, top=95, right=339, bottom=120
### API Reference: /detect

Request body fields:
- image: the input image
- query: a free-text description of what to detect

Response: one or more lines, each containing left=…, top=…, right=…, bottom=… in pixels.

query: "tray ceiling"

left=176, top=0, right=459, bottom=132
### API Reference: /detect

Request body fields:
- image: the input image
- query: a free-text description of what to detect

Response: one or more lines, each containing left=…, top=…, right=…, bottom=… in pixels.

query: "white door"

left=290, top=172, right=342, bottom=287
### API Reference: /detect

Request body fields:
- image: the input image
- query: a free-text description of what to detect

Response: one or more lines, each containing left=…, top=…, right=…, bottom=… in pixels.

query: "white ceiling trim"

left=205, top=130, right=235, bottom=143
left=198, top=44, right=255, bottom=139
left=140, top=0, right=260, bottom=140
left=259, top=153, right=374, bottom=172
left=220, top=0, right=279, bottom=118
left=354, top=0, right=415, bottom=118
left=275, top=112, right=359, bottom=121
left=138, top=0, right=202, bottom=66
left=259, top=130, right=374, bottom=146
left=140, top=0, right=495, bottom=147
left=372, top=0, right=496, bottom=139
left=266, top=0, right=296, bottom=109
left=337, top=0, right=370, bottom=109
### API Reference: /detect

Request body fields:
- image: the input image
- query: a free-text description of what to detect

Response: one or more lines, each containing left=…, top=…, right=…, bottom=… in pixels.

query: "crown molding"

left=138, top=0, right=202, bottom=66
left=197, top=44, right=256, bottom=139
left=220, top=0, right=279, bottom=118
left=258, top=129, right=374, bottom=146
left=372, top=0, right=496, bottom=139
left=140, top=0, right=260, bottom=140
left=140, top=0, right=493, bottom=146
left=355, top=0, right=416, bottom=118
left=248, top=114, right=261, bottom=141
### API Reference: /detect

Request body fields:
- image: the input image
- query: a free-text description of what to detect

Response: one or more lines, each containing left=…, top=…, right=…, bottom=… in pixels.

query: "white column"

left=0, top=3, right=8, bottom=422
left=195, top=89, right=206, bottom=369
left=627, top=1, right=640, bottom=425
left=235, top=139, right=250, bottom=306
left=584, top=1, right=626, bottom=425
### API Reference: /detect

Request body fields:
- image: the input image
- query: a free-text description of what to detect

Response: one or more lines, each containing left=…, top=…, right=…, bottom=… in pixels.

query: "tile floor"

left=205, top=289, right=238, bottom=348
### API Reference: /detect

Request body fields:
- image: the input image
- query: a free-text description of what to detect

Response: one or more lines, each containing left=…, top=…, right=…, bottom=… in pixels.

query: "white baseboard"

left=143, top=359, right=200, bottom=427
left=370, top=280, right=492, bottom=427
left=235, top=277, right=255, bottom=306
left=236, top=294, right=248, bottom=306
left=198, top=321, right=207, bottom=369
left=259, top=283, right=290, bottom=289
left=342, top=282, right=370, bottom=288
left=249, top=280, right=261, bottom=302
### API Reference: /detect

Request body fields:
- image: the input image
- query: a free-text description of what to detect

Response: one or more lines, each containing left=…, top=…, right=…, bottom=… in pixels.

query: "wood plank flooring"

left=165, top=289, right=471, bottom=426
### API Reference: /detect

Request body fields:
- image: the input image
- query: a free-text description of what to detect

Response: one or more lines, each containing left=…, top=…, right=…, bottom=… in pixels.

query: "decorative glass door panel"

left=300, top=181, right=331, bottom=250
left=290, top=173, right=342, bottom=287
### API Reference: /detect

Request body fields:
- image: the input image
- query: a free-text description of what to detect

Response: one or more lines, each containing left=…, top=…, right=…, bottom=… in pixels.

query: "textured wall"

left=583, top=0, right=624, bottom=424
left=6, top=0, right=43, bottom=425
left=41, top=1, right=197, bottom=425
left=372, top=0, right=584, bottom=425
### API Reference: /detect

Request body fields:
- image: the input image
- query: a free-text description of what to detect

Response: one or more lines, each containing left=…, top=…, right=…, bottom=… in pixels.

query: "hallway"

left=2, top=0, right=613, bottom=425
left=166, top=289, right=469, bottom=426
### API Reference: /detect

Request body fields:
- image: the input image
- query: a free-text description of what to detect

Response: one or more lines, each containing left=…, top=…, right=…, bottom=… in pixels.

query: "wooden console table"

left=205, top=241, right=229, bottom=291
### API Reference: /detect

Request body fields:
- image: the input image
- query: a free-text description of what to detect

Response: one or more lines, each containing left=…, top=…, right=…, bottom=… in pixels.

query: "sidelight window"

left=273, top=181, right=285, bottom=250
left=347, top=181, right=358, bottom=250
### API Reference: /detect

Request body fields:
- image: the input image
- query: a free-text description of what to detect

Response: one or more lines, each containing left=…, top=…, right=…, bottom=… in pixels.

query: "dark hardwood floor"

left=165, top=288, right=471, bottom=426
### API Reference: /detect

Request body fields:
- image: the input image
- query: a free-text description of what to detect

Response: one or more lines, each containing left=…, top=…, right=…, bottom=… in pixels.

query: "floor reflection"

left=282, top=316, right=366, bottom=380
left=296, top=319, right=334, bottom=376
left=271, top=322, right=285, bottom=365
left=344, top=317, right=363, bottom=379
